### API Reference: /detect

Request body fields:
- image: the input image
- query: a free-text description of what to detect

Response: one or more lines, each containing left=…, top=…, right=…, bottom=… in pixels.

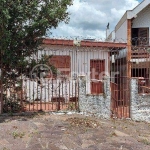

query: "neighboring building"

left=107, top=0, right=150, bottom=43
left=104, top=0, right=150, bottom=121
left=107, top=0, right=150, bottom=88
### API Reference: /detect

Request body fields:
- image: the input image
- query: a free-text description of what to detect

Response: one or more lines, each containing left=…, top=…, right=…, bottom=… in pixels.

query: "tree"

left=0, top=0, right=72, bottom=88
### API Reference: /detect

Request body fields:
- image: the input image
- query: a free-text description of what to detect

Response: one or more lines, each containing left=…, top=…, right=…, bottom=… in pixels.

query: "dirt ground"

left=0, top=112, right=150, bottom=150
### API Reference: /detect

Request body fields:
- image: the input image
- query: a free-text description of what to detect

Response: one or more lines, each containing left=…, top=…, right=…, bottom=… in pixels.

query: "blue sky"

left=48, top=0, right=144, bottom=39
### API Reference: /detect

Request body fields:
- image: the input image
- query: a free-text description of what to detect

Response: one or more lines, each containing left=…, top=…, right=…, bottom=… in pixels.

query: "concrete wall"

left=78, top=77, right=150, bottom=121
left=78, top=76, right=111, bottom=119
left=130, top=79, right=150, bottom=122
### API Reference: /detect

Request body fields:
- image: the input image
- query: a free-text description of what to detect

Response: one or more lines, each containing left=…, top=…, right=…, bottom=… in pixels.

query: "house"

left=21, top=38, right=126, bottom=113
left=41, top=38, right=126, bottom=93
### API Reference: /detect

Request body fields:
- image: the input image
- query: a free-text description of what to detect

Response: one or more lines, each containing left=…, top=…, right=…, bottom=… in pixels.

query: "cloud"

left=48, top=0, right=140, bottom=39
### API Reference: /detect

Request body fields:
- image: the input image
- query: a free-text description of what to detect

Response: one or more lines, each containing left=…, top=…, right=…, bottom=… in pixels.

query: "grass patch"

left=12, top=131, right=25, bottom=139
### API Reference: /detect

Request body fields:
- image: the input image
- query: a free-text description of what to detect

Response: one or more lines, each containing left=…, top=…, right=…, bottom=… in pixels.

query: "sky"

left=48, top=0, right=143, bottom=39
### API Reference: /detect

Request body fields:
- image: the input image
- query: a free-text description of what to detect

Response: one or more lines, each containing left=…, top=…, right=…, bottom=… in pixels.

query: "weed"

left=68, top=102, right=76, bottom=110
left=12, top=131, right=25, bottom=139
left=110, top=132, right=117, bottom=137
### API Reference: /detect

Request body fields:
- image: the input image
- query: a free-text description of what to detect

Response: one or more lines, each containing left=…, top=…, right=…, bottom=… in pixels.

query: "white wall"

left=41, top=45, right=109, bottom=78
left=132, top=4, right=150, bottom=36
left=115, top=20, right=127, bottom=43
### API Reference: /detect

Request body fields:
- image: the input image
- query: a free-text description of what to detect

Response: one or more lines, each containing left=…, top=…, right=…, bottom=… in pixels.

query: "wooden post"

left=127, top=19, right=132, bottom=118
left=127, top=19, right=132, bottom=78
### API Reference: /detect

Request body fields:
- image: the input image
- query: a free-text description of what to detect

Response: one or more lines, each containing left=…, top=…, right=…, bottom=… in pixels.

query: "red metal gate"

left=111, top=77, right=130, bottom=118
left=23, top=78, right=79, bottom=112
left=22, top=54, right=78, bottom=112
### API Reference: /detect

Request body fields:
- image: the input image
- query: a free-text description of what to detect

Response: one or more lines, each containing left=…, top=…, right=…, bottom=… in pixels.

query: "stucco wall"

left=115, top=20, right=127, bottom=43
left=78, top=76, right=111, bottom=119
left=130, top=79, right=150, bottom=122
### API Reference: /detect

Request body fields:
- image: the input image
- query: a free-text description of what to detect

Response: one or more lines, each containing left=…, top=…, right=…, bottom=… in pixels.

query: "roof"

left=127, top=0, right=150, bottom=19
left=42, top=38, right=126, bottom=49
left=116, top=0, right=150, bottom=31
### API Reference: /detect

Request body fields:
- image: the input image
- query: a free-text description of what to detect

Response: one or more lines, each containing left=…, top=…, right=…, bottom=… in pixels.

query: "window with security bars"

left=132, top=27, right=149, bottom=46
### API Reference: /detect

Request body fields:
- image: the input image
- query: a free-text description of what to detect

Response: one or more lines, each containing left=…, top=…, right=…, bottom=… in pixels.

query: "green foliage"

left=68, top=102, right=76, bottom=110
left=3, top=94, right=22, bottom=113
left=0, top=0, right=72, bottom=88
left=39, top=54, right=59, bottom=76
